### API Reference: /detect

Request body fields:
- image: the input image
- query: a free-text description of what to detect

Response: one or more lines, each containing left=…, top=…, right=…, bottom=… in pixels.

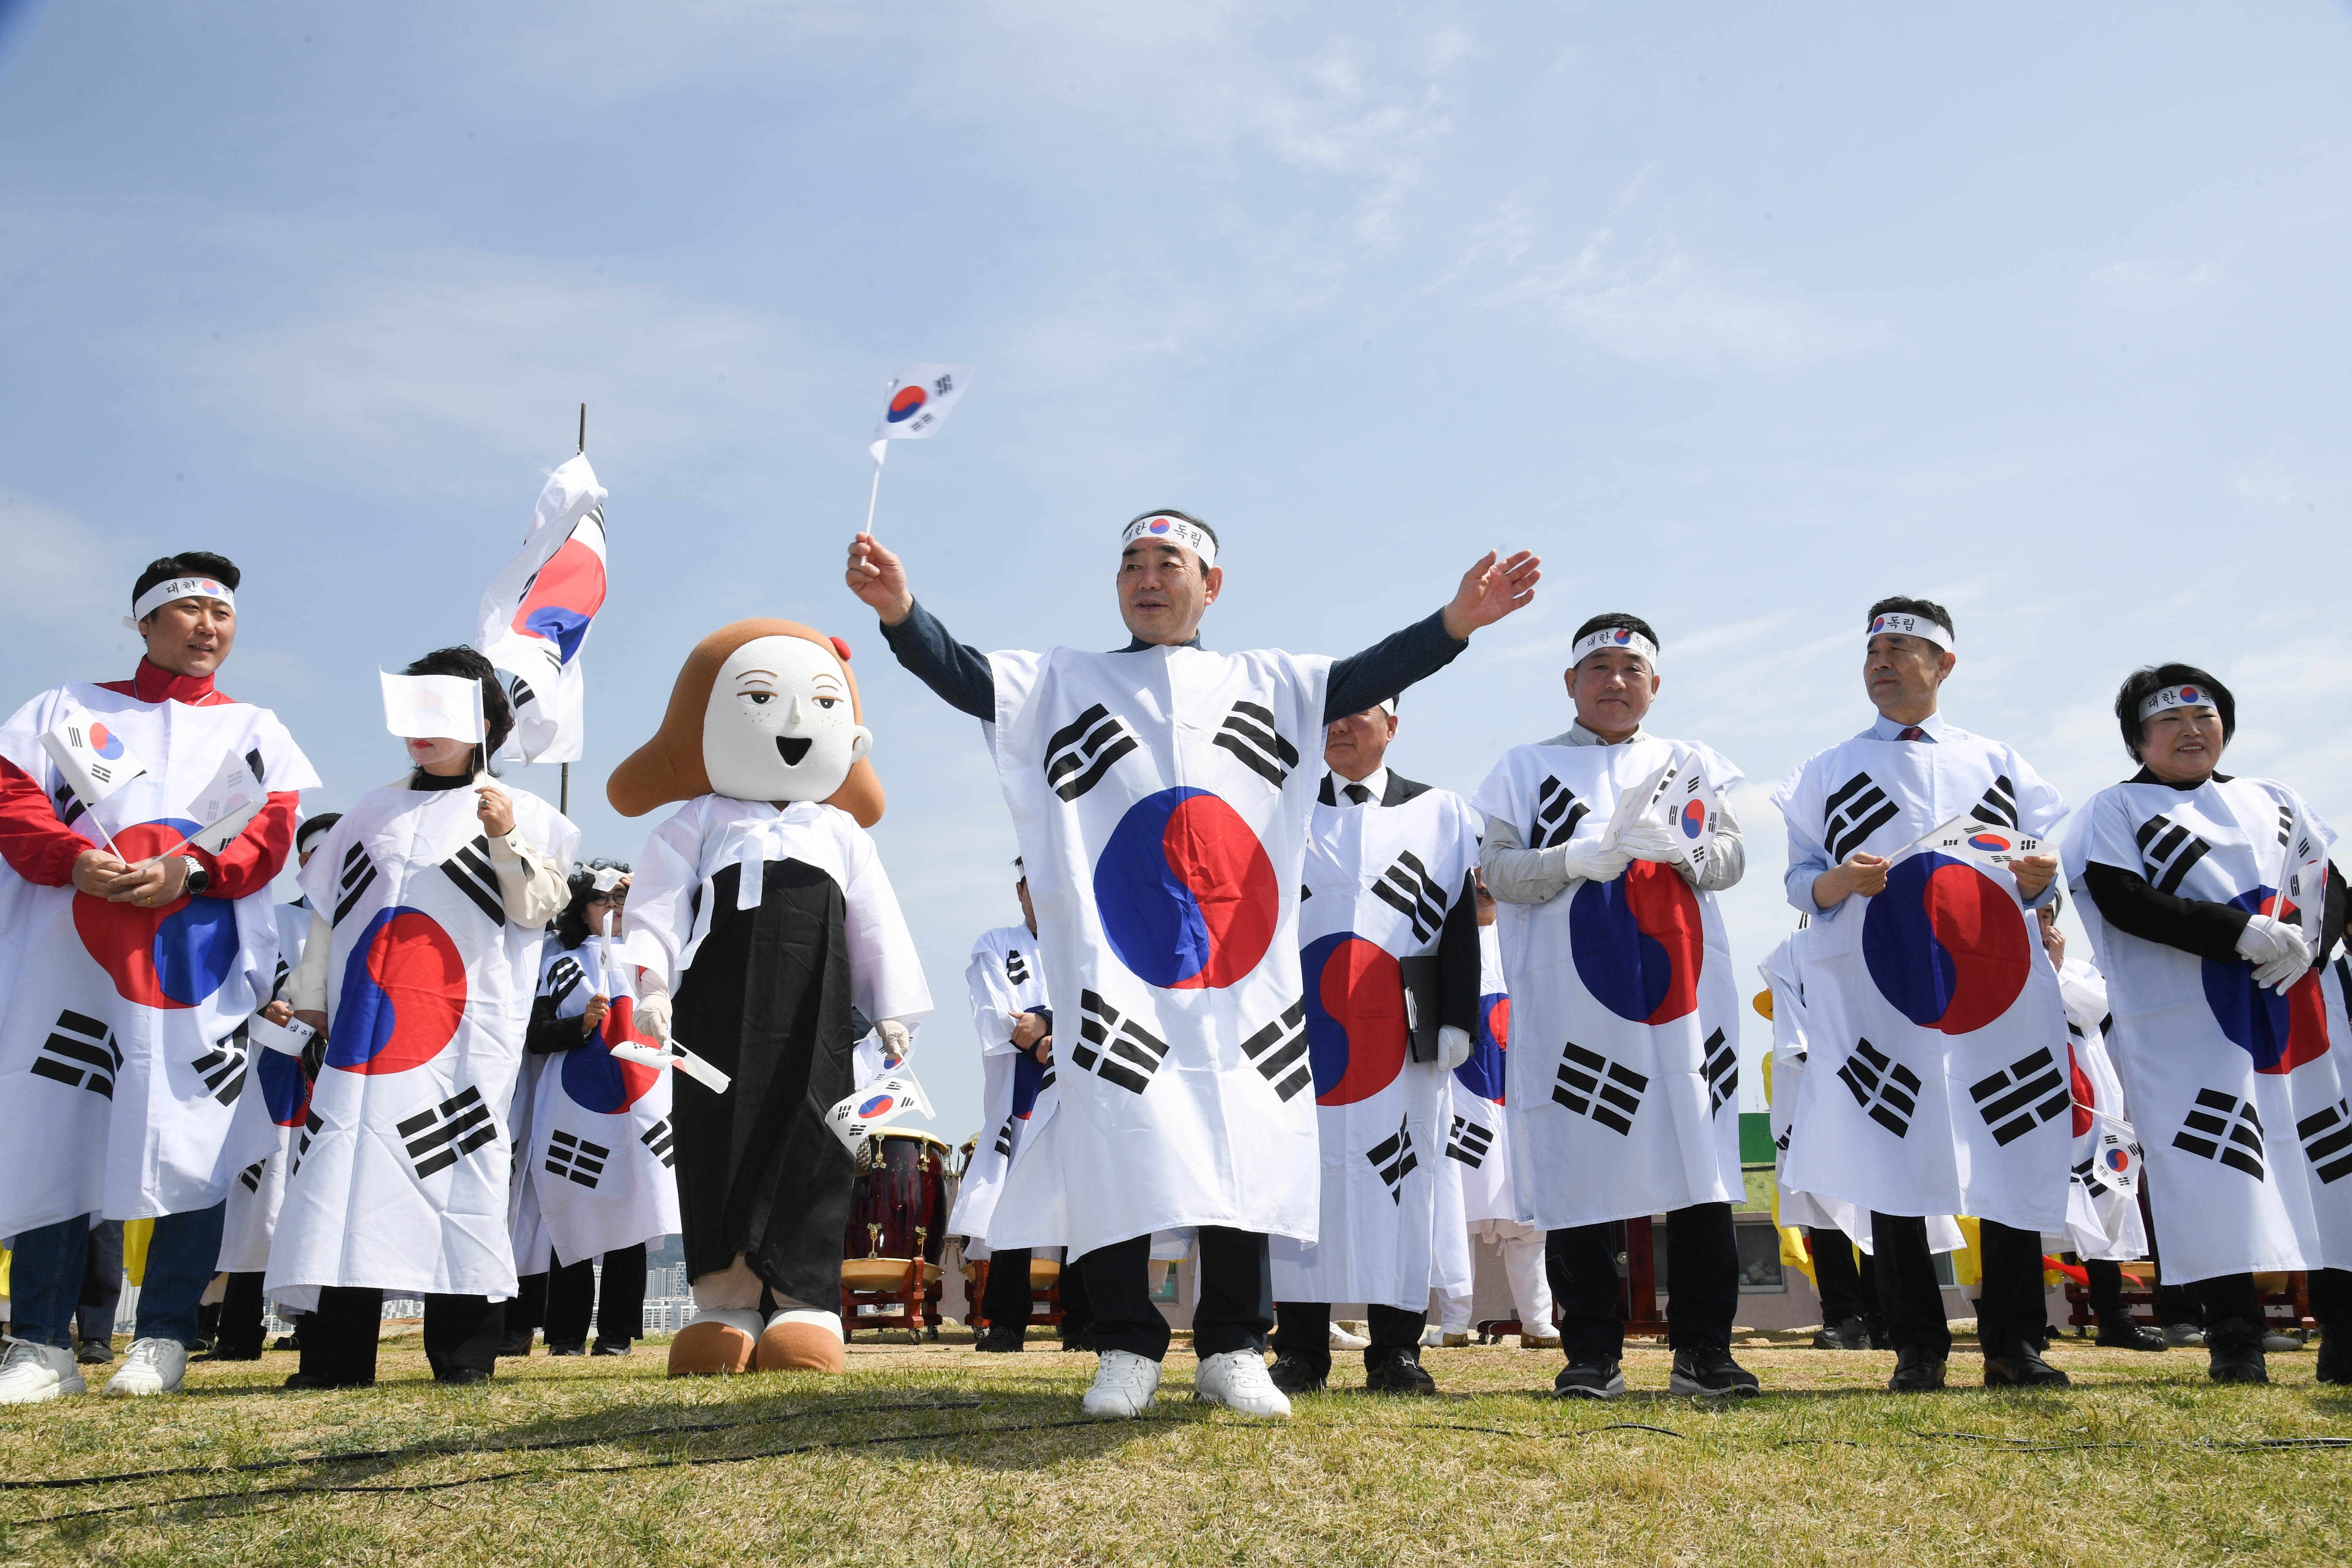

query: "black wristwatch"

left=180, top=856, right=210, bottom=896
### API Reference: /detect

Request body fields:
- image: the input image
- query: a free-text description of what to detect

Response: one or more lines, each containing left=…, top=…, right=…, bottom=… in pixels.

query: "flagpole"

left=863, top=449, right=885, bottom=534
left=560, top=401, right=585, bottom=819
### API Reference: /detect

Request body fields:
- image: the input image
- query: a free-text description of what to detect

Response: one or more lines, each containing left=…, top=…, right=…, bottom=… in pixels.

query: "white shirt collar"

left=1867, top=710, right=1949, bottom=742
left=1544, top=720, right=1650, bottom=748
left=1331, top=765, right=1389, bottom=803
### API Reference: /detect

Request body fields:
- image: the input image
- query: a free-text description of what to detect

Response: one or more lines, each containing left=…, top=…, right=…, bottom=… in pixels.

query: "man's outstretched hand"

left=1440, top=549, right=1542, bottom=640
left=846, top=532, right=915, bottom=626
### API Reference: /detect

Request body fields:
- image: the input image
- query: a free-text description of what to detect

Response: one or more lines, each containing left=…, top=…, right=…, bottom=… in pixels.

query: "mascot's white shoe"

left=668, top=1309, right=764, bottom=1377
left=104, top=1337, right=188, bottom=1396
left=1328, top=1321, right=1371, bottom=1350
left=1081, top=1349, right=1161, bottom=1418
left=0, top=1339, right=85, bottom=1404
left=755, top=1309, right=847, bottom=1374
left=1193, top=1349, right=1291, bottom=1418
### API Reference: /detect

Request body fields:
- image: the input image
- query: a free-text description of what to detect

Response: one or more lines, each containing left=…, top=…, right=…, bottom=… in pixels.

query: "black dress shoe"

left=973, top=1326, right=1026, bottom=1354
left=1060, top=1326, right=1097, bottom=1353
left=1364, top=1347, right=1437, bottom=1396
left=2093, top=1312, right=2169, bottom=1352
left=2315, top=1330, right=2350, bottom=1386
left=590, top=1340, right=633, bottom=1357
left=1811, top=1315, right=1870, bottom=1350
left=1886, top=1345, right=1946, bottom=1392
left=496, top=1330, right=534, bottom=1358
left=1552, top=1361, right=1625, bottom=1400
left=283, top=1372, right=372, bottom=1391
left=544, top=1341, right=586, bottom=1358
left=203, top=1345, right=265, bottom=1362
left=1267, top=1353, right=1328, bottom=1394
left=1984, top=1344, right=2070, bottom=1388
left=435, top=1368, right=493, bottom=1386
left=2206, top=1319, right=2269, bottom=1384
left=1670, top=1346, right=1761, bottom=1396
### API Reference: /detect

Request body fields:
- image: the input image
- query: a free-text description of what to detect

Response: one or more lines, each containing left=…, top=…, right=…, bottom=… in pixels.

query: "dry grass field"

left=2, top=1327, right=2347, bottom=1567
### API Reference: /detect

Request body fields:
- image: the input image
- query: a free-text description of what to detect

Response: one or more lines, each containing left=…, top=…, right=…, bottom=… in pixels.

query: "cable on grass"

left=1912, top=1429, right=2352, bottom=1453
left=1408, top=1421, right=1687, bottom=1441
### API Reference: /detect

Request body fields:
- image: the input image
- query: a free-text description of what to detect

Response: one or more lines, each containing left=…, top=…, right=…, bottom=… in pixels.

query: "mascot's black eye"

left=815, top=698, right=838, bottom=709
left=743, top=692, right=771, bottom=705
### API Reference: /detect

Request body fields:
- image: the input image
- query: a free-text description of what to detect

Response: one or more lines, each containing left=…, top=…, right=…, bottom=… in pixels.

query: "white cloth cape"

left=983, top=643, right=1330, bottom=1256
left=1270, top=781, right=1479, bottom=1310
left=1773, top=724, right=2072, bottom=1232
left=266, top=781, right=577, bottom=1300
left=0, top=681, right=317, bottom=1234
left=218, top=900, right=315, bottom=1273
left=1443, top=923, right=1516, bottom=1226
left=1474, top=738, right=1745, bottom=1228
left=2060, top=774, right=2350, bottom=1280
left=947, top=922, right=1059, bottom=1257
left=2053, top=956, right=2148, bottom=1261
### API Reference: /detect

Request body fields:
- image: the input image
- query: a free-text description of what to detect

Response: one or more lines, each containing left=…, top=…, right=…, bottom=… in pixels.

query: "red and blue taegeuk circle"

left=1454, top=990, right=1509, bottom=1101
left=87, top=721, right=125, bottom=760
left=1680, top=799, right=1707, bottom=840
left=256, top=1048, right=311, bottom=1127
left=1570, top=860, right=1702, bottom=1025
left=1968, top=831, right=2013, bottom=854
left=2178, top=685, right=2202, bottom=703
left=1094, top=786, right=1279, bottom=989
left=858, top=1093, right=896, bottom=1117
left=1860, top=852, right=2031, bottom=1034
left=560, top=995, right=662, bottom=1113
left=2201, top=887, right=2329, bottom=1075
left=2104, top=1146, right=2132, bottom=1176
left=886, top=384, right=927, bottom=422
left=327, top=906, right=467, bottom=1074
left=1303, top=931, right=1408, bottom=1105
left=509, top=536, right=607, bottom=666
left=72, top=819, right=242, bottom=1008
left=1010, top=1048, right=1046, bottom=1119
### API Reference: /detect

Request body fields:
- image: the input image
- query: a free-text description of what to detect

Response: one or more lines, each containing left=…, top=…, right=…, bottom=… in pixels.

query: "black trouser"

left=298, top=1288, right=505, bottom=1385
left=545, top=1244, right=647, bottom=1348
left=2140, top=1179, right=2202, bottom=1326
left=2085, top=1258, right=2128, bottom=1317
left=981, top=1247, right=1036, bottom=1331
left=1810, top=1225, right=1878, bottom=1326
left=76, top=1220, right=126, bottom=1348
left=1872, top=1212, right=2046, bottom=1358
left=1077, top=1227, right=1269, bottom=1361
left=215, top=1272, right=269, bottom=1357
left=1269, top=1301, right=1423, bottom=1377
left=2189, top=1267, right=2352, bottom=1339
left=1548, top=1203, right=1738, bottom=1364
left=509, top=1272, right=548, bottom=1337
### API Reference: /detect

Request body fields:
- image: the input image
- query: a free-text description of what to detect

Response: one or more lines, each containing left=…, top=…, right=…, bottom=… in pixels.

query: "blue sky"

left=4, top=3, right=2349, bottom=1140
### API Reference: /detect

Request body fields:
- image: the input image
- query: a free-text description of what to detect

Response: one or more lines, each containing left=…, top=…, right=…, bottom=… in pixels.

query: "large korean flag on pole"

left=478, top=453, right=609, bottom=765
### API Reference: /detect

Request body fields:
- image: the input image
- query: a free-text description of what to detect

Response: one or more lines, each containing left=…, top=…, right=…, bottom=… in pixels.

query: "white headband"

left=123, top=575, right=234, bottom=631
left=1866, top=611, right=1953, bottom=652
left=1571, top=626, right=1660, bottom=668
left=2139, top=683, right=2218, bottom=722
left=1120, top=514, right=1217, bottom=569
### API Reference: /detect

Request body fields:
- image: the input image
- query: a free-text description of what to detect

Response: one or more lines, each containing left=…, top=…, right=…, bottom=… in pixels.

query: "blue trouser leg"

left=133, top=1202, right=226, bottom=1348
left=5, top=1217, right=93, bottom=1350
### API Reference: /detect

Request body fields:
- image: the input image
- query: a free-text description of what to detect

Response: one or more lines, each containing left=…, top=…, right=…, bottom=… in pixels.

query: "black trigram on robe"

left=1004, top=948, right=1031, bottom=986
left=31, top=1008, right=120, bottom=1099
left=1370, top=850, right=1448, bottom=943
left=190, top=1026, right=250, bottom=1107
left=237, top=1159, right=267, bottom=1194
left=2136, top=814, right=2214, bottom=895
left=1839, top=1037, right=1920, bottom=1138
left=291, top=1109, right=321, bottom=1176
left=2298, top=1100, right=2352, bottom=1184
left=2175, top=1089, right=2264, bottom=1181
left=439, top=835, right=505, bottom=927
left=1968, top=1047, right=2069, bottom=1146
left=1045, top=704, right=1139, bottom=802
left=640, top=1116, right=676, bottom=1169
left=1553, top=1042, right=1644, bottom=1135
left=1367, top=1113, right=1418, bottom=1202
left=544, top=1127, right=611, bottom=1188
left=1212, top=700, right=1299, bottom=788
left=1238, top=999, right=1311, bottom=1102
left=1445, top=1113, right=1494, bottom=1168
left=1530, top=777, right=1589, bottom=849
left=399, top=1086, right=496, bottom=1179
left=334, top=842, right=378, bottom=927
left=1824, top=773, right=1899, bottom=863
left=1968, top=774, right=2021, bottom=829
left=544, top=955, right=588, bottom=1007
left=1073, top=989, right=1169, bottom=1095
left=1701, top=1028, right=1737, bottom=1116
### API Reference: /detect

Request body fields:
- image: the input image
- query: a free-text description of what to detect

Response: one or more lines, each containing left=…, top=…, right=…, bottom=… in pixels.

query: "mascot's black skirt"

left=671, top=858, right=856, bottom=1308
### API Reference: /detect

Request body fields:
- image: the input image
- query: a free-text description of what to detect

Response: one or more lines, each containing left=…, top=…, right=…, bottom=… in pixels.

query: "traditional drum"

left=839, top=1127, right=950, bottom=1339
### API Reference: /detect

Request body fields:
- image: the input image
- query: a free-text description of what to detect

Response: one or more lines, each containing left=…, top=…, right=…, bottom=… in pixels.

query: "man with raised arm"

left=847, top=512, right=1537, bottom=1419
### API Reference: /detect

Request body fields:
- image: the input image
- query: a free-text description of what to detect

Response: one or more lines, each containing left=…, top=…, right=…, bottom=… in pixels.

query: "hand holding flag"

left=860, top=363, right=975, bottom=534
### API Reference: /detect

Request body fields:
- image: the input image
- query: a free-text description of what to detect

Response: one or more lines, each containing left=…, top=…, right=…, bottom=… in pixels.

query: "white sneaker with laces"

left=0, top=1339, right=86, bottom=1404
left=1081, top=1349, right=1161, bottom=1418
left=1193, top=1349, right=1292, bottom=1418
left=104, top=1337, right=188, bottom=1396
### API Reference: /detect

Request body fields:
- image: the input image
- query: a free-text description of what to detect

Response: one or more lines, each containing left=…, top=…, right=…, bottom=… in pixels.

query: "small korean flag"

left=824, top=1069, right=937, bottom=1153
left=181, top=747, right=267, bottom=854
left=2277, top=797, right=2330, bottom=950
left=1663, top=759, right=1723, bottom=879
left=380, top=671, right=487, bottom=743
left=38, top=710, right=149, bottom=811
left=868, top=363, right=976, bottom=461
left=1912, top=813, right=2047, bottom=874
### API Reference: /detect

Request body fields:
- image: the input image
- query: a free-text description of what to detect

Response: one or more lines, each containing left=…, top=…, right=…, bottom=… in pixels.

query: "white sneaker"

left=1328, top=1320, right=1371, bottom=1350
left=1081, top=1349, right=1161, bottom=1418
left=0, top=1339, right=86, bottom=1404
left=104, top=1337, right=188, bottom=1396
left=1193, top=1348, right=1291, bottom=1418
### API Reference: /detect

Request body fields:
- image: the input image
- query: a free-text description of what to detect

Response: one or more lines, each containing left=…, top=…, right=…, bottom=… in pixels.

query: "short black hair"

left=1572, top=612, right=1660, bottom=652
left=1122, top=509, right=1220, bottom=558
left=401, top=645, right=514, bottom=773
left=133, top=552, right=241, bottom=610
left=2114, top=663, right=2234, bottom=762
left=1865, top=596, right=1953, bottom=638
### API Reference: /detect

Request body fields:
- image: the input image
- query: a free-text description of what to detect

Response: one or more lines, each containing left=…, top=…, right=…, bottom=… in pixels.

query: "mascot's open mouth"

left=775, top=735, right=812, bottom=765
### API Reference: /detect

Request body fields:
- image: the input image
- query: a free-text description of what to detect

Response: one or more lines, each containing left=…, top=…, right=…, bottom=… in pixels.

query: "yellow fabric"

left=1950, top=1216, right=1982, bottom=1288
left=0, top=1246, right=11, bottom=1301
left=122, top=1217, right=154, bottom=1287
left=1757, top=1054, right=1818, bottom=1286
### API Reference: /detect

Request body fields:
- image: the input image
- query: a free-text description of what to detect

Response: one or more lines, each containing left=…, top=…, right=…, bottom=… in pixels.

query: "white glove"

left=634, top=978, right=672, bottom=1042
left=1436, top=1025, right=1471, bottom=1072
left=1553, top=838, right=1633, bottom=885
left=2236, top=917, right=2312, bottom=994
left=1616, top=817, right=1686, bottom=866
left=874, top=1018, right=914, bottom=1067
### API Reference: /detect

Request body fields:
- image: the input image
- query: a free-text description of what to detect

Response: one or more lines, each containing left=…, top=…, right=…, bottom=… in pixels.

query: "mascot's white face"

left=701, top=636, right=871, bottom=804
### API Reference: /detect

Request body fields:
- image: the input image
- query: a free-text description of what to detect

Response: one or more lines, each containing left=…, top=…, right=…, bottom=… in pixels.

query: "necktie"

left=1898, top=726, right=1929, bottom=742
left=1344, top=783, right=1372, bottom=805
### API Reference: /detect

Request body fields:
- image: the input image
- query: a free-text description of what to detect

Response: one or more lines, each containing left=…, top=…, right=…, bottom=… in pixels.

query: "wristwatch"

left=180, top=856, right=210, bottom=896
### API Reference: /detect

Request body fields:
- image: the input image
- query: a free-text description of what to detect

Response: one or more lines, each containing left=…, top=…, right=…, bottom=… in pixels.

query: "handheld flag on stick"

left=155, top=747, right=269, bottom=858
left=477, top=452, right=609, bottom=765
left=591, top=915, right=734, bottom=1093
left=823, top=1069, right=935, bottom=1154
left=1902, top=813, right=2049, bottom=877
left=38, top=709, right=147, bottom=854
left=380, top=672, right=487, bottom=743
left=2277, top=795, right=2329, bottom=950
left=863, top=363, right=975, bottom=532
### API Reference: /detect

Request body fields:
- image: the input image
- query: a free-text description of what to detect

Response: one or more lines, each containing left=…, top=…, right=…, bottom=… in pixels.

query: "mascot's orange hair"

left=607, top=618, right=885, bottom=826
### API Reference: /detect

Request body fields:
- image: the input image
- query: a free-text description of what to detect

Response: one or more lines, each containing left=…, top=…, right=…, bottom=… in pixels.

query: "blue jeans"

left=6, top=1203, right=226, bottom=1349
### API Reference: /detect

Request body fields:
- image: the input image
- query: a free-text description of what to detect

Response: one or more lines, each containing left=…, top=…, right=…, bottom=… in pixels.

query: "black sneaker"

left=1552, top=1361, right=1625, bottom=1400
left=1983, top=1344, right=2070, bottom=1388
left=1811, top=1316, right=1870, bottom=1351
left=545, top=1341, right=586, bottom=1357
left=435, top=1368, right=493, bottom=1386
left=1267, top=1353, right=1329, bottom=1394
left=1886, top=1345, right=1946, bottom=1392
left=2206, top=1319, right=2268, bottom=1384
left=590, top=1340, right=633, bottom=1357
left=1364, top=1347, right=1437, bottom=1396
left=2093, top=1312, right=2168, bottom=1352
left=973, top=1326, right=1027, bottom=1354
left=2316, top=1329, right=2349, bottom=1386
left=1669, top=1345, right=1761, bottom=1396
left=283, top=1372, right=373, bottom=1391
